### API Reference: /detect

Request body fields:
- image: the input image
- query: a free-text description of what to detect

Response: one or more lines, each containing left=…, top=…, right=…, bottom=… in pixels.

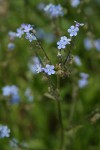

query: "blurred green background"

left=0, top=0, right=100, bottom=149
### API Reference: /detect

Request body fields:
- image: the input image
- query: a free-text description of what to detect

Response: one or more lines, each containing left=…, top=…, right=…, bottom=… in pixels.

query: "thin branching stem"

left=34, top=34, right=52, bottom=64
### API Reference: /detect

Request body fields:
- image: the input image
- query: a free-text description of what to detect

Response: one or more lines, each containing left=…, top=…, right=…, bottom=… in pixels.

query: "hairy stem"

left=34, top=34, right=52, bottom=64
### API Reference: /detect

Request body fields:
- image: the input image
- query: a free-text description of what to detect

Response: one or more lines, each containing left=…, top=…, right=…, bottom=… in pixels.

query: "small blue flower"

left=70, top=0, right=80, bottom=7
left=68, top=25, right=79, bottom=37
left=80, top=73, right=89, bottom=79
left=57, top=40, right=66, bottom=49
left=44, top=3, right=63, bottom=18
left=60, top=36, right=71, bottom=45
left=16, top=28, right=24, bottom=38
left=44, top=64, right=55, bottom=75
left=78, top=73, right=89, bottom=88
left=0, top=125, right=10, bottom=138
left=2, top=86, right=12, bottom=96
left=10, top=95, right=20, bottom=104
left=32, top=64, right=43, bottom=73
left=25, top=33, right=36, bottom=42
left=94, top=39, right=100, bottom=51
left=2, top=85, right=19, bottom=96
left=84, top=38, right=93, bottom=50
left=23, top=24, right=33, bottom=33
left=8, top=31, right=16, bottom=40
left=8, top=43, right=15, bottom=50
left=78, top=79, right=88, bottom=88
left=74, top=55, right=82, bottom=66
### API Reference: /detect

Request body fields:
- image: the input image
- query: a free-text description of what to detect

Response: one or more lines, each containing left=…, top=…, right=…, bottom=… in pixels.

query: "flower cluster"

left=84, top=38, right=100, bottom=51
left=29, top=57, right=55, bottom=75
left=2, top=85, right=20, bottom=104
left=0, top=125, right=10, bottom=138
left=31, top=63, right=55, bottom=76
left=57, top=36, right=71, bottom=50
left=78, top=73, right=89, bottom=88
left=44, top=3, right=64, bottom=18
left=8, top=31, right=16, bottom=51
left=16, top=24, right=36, bottom=42
left=57, top=21, right=84, bottom=50
left=2, top=85, right=19, bottom=97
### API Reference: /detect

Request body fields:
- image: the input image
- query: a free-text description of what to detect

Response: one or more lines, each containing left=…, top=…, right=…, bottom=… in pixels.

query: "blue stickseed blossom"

left=74, top=55, right=82, bottom=66
left=25, top=33, right=36, bottom=42
left=68, top=25, right=79, bottom=37
left=10, top=95, right=20, bottom=104
left=70, top=0, right=80, bottom=7
left=8, top=43, right=15, bottom=51
left=60, top=36, right=71, bottom=45
left=44, top=3, right=63, bottom=18
left=80, top=73, right=89, bottom=79
left=23, top=24, right=33, bottom=33
left=8, top=31, right=16, bottom=40
left=94, top=39, right=100, bottom=51
left=44, top=64, right=55, bottom=75
left=57, top=40, right=66, bottom=49
left=84, top=38, right=93, bottom=50
left=57, top=36, right=71, bottom=49
left=0, top=125, right=10, bottom=138
left=32, top=64, right=43, bottom=74
left=78, top=73, right=89, bottom=88
left=28, top=57, right=41, bottom=74
left=2, top=85, right=19, bottom=96
left=16, top=27, right=24, bottom=38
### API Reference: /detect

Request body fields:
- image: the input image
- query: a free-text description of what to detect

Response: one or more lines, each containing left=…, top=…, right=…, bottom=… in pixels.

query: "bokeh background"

left=0, top=0, right=100, bottom=149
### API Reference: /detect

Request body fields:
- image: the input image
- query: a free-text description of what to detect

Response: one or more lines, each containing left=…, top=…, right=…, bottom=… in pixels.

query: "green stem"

left=34, top=34, right=52, bottom=64
left=56, top=76, right=64, bottom=150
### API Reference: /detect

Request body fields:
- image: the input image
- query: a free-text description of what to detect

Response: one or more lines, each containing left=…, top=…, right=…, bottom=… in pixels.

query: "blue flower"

left=57, top=40, right=66, bottom=49
left=44, top=64, right=55, bottom=75
left=25, top=33, right=36, bottom=42
left=57, top=36, right=71, bottom=49
left=10, top=95, right=20, bottom=104
left=68, top=25, right=79, bottom=37
left=8, top=43, right=15, bottom=50
left=16, top=28, right=24, bottom=38
left=78, top=73, right=89, bottom=88
left=70, top=0, right=80, bottom=7
left=74, top=55, right=82, bottom=66
left=23, top=24, right=33, bottom=33
left=8, top=31, right=16, bottom=40
left=84, top=38, right=93, bottom=50
left=2, top=85, right=19, bottom=96
left=0, top=125, right=10, bottom=138
left=94, top=39, right=100, bottom=51
left=44, top=3, right=63, bottom=18
left=32, top=64, right=43, bottom=73
left=60, top=36, right=71, bottom=45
